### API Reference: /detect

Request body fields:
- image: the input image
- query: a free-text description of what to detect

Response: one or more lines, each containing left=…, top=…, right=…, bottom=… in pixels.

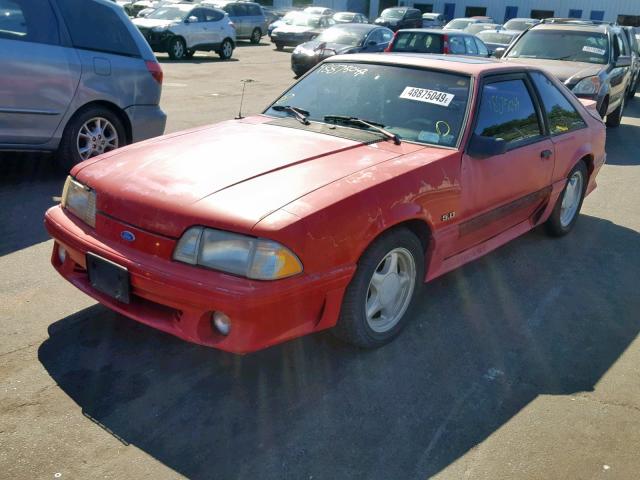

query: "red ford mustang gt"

left=45, top=54, right=606, bottom=353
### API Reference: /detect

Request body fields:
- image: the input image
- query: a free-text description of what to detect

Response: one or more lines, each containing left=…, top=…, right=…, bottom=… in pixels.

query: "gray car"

left=204, top=0, right=267, bottom=43
left=0, top=0, right=166, bottom=170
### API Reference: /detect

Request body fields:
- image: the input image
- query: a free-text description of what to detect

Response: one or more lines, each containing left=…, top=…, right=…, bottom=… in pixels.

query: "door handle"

left=540, top=149, right=553, bottom=159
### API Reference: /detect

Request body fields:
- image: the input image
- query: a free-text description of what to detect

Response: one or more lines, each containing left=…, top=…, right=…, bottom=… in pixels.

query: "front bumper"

left=44, top=206, right=353, bottom=353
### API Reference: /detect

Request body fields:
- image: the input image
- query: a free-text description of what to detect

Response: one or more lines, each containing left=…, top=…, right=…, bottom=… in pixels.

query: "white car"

left=133, top=4, right=236, bottom=60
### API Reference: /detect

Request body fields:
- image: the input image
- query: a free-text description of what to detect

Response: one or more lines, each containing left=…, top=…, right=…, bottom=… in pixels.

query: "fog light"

left=212, top=311, right=231, bottom=336
left=57, top=245, right=67, bottom=264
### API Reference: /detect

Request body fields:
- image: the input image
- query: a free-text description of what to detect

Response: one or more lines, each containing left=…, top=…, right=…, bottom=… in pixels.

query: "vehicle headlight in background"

left=173, top=227, right=303, bottom=280
left=572, top=76, right=601, bottom=95
left=61, top=176, right=96, bottom=228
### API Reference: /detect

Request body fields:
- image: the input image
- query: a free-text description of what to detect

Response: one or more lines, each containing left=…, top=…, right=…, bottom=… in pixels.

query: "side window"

left=474, top=79, right=543, bottom=146
left=234, top=4, right=249, bottom=16
left=204, top=8, right=224, bottom=22
left=0, top=0, right=59, bottom=44
left=464, top=36, right=478, bottom=54
left=367, top=30, right=382, bottom=44
left=619, top=33, right=630, bottom=55
left=56, top=0, right=139, bottom=56
left=381, top=29, right=393, bottom=42
left=475, top=38, right=489, bottom=56
left=449, top=36, right=465, bottom=54
left=531, top=72, right=586, bottom=135
left=248, top=4, right=262, bottom=16
left=190, top=8, right=206, bottom=22
left=613, top=33, right=621, bottom=59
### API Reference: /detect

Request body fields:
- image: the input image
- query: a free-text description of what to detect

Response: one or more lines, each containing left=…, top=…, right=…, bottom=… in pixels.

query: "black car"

left=386, top=29, right=491, bottom=57
left=291, top=24, right=393, bottom=76
left=501, top=19, right=633, bottom=127
left=271, top=13, right=335, bottom=50
left=373, top=7, right=421, bottom=31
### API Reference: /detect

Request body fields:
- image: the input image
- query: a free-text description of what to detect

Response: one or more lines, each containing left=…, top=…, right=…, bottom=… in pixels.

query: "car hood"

left=296, top=40, right=358, bottom=54
left=504, top=57, right=603, bottom=84
left=74, top=117, right=415, bottom=237
left=132, top=18, right=176, bottom=29
left=274, top=25, right=317, bottom=34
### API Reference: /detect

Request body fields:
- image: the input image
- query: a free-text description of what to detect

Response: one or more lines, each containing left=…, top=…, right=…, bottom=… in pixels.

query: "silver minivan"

left=0, top=0, right=166, bottom=170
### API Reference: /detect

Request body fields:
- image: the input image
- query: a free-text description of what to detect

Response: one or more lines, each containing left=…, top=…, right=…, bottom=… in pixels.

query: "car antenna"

left=235, top=79, right=255, bottom=119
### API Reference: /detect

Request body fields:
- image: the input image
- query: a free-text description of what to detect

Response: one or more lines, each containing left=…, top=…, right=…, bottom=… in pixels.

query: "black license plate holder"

left=86, top=253, right=130, bottom=304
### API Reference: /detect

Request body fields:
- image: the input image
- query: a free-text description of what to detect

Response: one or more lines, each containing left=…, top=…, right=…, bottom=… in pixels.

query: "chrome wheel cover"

left=223, top=41, right=232, bottom=57
left=77, top=117, right=119, bottom=160
left=560, top=170, right=584, bottom=227
left=365, top=247, right=416, bottom=333
left=173, top=39, right=184, bottom=58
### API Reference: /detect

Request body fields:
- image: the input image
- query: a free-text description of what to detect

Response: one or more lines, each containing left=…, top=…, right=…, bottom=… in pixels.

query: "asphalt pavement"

left=1, top=43, right=639, bottom=480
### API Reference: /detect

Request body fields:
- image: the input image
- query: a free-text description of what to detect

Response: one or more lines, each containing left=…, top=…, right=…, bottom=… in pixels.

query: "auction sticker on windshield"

left=400, top=87, right=454, bottom=107
left=582, top=46, right=606, bottom=56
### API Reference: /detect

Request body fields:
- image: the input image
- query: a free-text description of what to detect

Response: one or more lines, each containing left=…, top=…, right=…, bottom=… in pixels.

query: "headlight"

left=572, top=76, right=601, bottom=95
left=173, top=227, right=303, bottom=280
left=61, top=176, right=96, bottom=228
left=151, top=25, right=169, bottom=32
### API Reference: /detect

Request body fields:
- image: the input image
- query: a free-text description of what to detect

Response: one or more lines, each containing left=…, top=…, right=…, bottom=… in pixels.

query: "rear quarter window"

left=530, top=71, right=587, bottom=135
left=57, top=0, right=139, bottom=57
left=0, top=0, right=59, bottom=44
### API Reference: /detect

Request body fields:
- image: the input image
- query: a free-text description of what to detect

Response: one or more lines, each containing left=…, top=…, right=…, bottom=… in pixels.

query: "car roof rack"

left=539, top=17, right=617, bottom=27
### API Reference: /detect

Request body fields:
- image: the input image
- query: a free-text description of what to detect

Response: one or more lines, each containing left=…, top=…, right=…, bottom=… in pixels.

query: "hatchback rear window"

left=57, top=0, right=140, bottom=57
left=392, top=32, right=442, bottom=53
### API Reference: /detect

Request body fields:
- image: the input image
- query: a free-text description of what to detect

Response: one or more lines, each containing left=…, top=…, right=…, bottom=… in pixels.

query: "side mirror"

left=467, top=134, right=507, bottom=159
left=367, top=40, right=377, bottom=47
left=616, top=55, right=631, bottom=67
left=494, top=47, right=505, bottom=59
left=186, top=16, right=198, bottom=23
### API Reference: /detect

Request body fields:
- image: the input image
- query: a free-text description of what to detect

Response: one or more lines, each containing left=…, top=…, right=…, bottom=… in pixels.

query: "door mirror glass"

left=494, top=47, right=505, bottom=58
left=616, top=55, right=631, bottom=67
left=467, top=134, right=507, bottom=158
left=186, top=16, right=198, bottom=23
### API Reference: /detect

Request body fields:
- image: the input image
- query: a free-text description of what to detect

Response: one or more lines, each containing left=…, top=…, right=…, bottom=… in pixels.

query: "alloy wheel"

left=560, top=170, right=584, bottom=227
left=76, top=117, right=119, bottom=161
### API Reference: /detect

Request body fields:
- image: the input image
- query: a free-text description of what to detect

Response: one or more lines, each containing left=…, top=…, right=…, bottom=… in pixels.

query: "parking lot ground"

left=1, top=43, right=640, bottom=480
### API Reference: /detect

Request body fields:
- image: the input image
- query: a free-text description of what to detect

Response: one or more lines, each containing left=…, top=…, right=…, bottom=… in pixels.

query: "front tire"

left=218, top=39, right=233, bottom=59
left=545, top=161, right=588, bottom=237
left=332, top=228, right=424, bottom=348
left=56, top=106, right=126, bottom=172
left=606, top=96, right=624, bottom=127
left=250, top=28, right=261, bottom=44
left=167, top=37, right=186, bottom=60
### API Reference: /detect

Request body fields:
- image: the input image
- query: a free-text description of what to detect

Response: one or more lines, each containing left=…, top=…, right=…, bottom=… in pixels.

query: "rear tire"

left=167, top=37, right=186, bottom=60
left=627, top=77, right=638, bottom=99
left=545, top=161, right=588, bottom=237
left=250, top=28, right=261, bottom=44
left=332, top=228, right=424, bottom=349
left=606, top=96, right=624, bottom=127
left=56, top=106, right=126, bottom=172
left=218, top=39, right=233, bottom=59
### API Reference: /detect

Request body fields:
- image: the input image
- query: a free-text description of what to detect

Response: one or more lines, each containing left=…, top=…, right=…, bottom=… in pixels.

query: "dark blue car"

left=291, top=24, right=393, bottom=77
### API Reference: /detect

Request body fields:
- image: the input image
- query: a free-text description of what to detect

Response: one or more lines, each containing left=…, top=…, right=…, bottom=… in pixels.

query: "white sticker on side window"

left=399, top=87, right=454, bottom=107
left=582, top=46, right=606, bottom=55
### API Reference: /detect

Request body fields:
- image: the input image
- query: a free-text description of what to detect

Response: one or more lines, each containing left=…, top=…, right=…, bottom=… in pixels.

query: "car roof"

left=329, top=23, right=380, bottom=32
left=324, top=52, right=536, bottom=76
left=397, top=28, right=473, bottom=35
left=531, top=22, right=610, bottom=33
left=477, top=29, right=520, bottom=35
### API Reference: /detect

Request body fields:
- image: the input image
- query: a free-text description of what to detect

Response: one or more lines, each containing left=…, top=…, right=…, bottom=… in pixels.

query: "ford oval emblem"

left=120, top=230, right=136, bottom=242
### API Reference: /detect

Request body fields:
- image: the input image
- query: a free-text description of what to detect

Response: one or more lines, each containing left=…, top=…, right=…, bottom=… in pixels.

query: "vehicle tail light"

left=442, top=34, right=449, bottom=54
left=145, top=60, right=163, bottom=85
left=384, top=32, right=398, bottom=52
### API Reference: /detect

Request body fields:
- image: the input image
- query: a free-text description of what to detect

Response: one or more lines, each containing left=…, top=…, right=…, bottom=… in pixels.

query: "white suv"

left=133, top=4, right=236, bottom=60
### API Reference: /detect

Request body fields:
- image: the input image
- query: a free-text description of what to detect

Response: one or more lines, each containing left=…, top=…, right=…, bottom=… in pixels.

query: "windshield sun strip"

left=262, top=61, right=473, bottom=150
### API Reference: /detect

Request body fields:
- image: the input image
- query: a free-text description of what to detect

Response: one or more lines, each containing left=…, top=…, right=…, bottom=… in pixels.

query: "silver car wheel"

left=560, top=170, right=584, bottom=227
left=172, top=39, right=185, bottom=58
left=77, top=117, right=119, bottom=161
left=222, top=41, right=233, bottom=58
left=365, top=247, right=416, bottom=333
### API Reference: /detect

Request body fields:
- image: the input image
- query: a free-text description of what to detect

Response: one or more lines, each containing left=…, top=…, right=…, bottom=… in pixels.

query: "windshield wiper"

left=272, top=105, right=310, bottom=125
left=323, top=115, right=401, bottom=145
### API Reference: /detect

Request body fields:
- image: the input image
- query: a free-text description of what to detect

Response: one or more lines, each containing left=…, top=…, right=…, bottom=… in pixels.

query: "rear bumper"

left=124, top=105, right=166, bottom=143
left=44, top=205, right=353, bottom=353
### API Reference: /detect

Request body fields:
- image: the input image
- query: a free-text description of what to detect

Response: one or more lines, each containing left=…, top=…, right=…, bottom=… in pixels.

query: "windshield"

left=287, top=14, right=321, bottom=27
left=316, top=27, right=364, bottom=46
left=392, top=32, right=443, bottom=53
left=146, top=6, right=189, bottom=21
left=445, top=19, right=474, bottom=30
left=265, top=62, right=470, bottom=147
left=507, top=30, right=609, bottom=64
left=503, top=19, right=537, bottom=31
left=381, top=8, right=405, bottom=19
left=478, top=31, right=517, bottom=45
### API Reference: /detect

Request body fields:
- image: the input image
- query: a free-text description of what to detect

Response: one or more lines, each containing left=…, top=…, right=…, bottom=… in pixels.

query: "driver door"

left=453, top=74, right=555, bottom=255
left=183, top=8, right=207, bottom=48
